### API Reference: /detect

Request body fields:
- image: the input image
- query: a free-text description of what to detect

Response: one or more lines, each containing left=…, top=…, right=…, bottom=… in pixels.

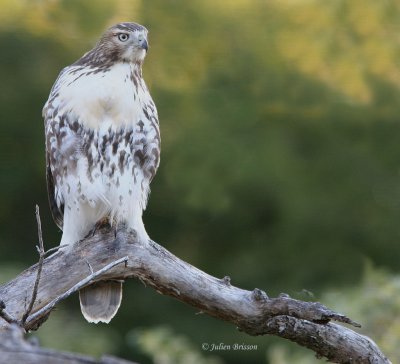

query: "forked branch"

left=0, top=223, right=391, bottom=363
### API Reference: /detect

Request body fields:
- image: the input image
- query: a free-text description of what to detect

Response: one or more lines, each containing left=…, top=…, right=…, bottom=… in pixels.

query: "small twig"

left=44, top=244, right=68, bottom=256
left=24, top=256, right=129, bottom=328
left=85, top=259, right=94, bottom=275
left=22, top=205, right=45, bottom=325
left=0, top=300, right=18, bottom=324
left=138, top=277, right=147, bottom=287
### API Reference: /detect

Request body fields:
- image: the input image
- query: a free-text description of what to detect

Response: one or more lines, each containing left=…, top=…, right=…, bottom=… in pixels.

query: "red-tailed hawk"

left=43, top=22, right=160, bottom=323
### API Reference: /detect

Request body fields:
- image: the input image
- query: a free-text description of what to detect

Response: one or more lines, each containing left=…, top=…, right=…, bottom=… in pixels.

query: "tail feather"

left=79, top=281, right=123, bottom=324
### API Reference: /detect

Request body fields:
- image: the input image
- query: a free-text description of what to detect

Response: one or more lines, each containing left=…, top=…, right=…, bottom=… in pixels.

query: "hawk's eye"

left=118, top=33, right=129, bottom=42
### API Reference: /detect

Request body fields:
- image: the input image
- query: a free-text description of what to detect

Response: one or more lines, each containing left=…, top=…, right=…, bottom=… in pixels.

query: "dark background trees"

left=1, top=0, right=400, bottom=362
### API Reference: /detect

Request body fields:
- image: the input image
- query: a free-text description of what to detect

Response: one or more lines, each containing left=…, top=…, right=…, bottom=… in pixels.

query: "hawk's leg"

left=86, top=217, right=112, bottom=238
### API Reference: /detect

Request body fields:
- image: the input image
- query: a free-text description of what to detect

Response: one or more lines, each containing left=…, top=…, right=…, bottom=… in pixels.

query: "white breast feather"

left=59, top=64, right=141, bottom=128
left=46, top=62, right=160, bottom=246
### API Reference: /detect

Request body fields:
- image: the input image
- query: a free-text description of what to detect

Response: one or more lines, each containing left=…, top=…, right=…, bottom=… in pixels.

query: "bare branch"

left=0, top=324, right=139, bottom=364
left=0, top=224, right=391, bottom=363
left=25, top=256, right=128, bottom=328
left=44, top=244, right=68, bottom=256
left=265, top=317, right=388, bottom=363
left=22, top=205, right=46, bottom=324
left=0, top=301, right=18, bottom=325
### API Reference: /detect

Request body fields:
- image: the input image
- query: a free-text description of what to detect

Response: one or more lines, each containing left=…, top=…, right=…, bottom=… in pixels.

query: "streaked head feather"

left=74, top=22, right=149, bottom=69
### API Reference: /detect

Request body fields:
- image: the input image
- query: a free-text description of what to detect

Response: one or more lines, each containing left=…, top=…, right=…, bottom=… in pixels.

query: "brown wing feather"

left=46, top=153, right=64, bottom=230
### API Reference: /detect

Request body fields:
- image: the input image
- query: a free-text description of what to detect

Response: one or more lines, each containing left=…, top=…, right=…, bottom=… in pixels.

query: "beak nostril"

left=140, top=39, right=149, bottom=52
left=141, top=39, right=149, bottom=52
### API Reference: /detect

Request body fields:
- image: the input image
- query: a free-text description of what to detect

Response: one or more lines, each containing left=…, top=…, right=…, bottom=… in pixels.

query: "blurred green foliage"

left=0, top=0, right=400, bottom=362
left=268, top=264, right=400, bottom=363
left=128, top=326, right=223, bottom=364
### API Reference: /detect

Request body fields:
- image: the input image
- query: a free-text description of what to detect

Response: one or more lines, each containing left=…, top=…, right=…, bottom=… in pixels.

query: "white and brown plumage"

left=43, top=22, right=160, bottom=323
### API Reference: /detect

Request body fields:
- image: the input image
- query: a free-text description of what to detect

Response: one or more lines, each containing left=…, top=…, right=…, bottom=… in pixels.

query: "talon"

left=87, top=217, right=112, bottom=238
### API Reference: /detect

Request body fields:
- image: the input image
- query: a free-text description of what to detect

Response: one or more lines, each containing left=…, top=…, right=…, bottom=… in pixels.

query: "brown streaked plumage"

left=43, top=22, right=160, bottom=323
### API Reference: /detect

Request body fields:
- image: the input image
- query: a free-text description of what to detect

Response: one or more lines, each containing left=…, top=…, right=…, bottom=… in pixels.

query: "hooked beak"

left=140, top=39, right=148, bottom=52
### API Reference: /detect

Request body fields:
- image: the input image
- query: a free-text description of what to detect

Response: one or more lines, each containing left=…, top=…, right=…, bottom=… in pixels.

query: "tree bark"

left=0, top=324, right=138, bottom=364
left=0, top=223, right=391, bottom=363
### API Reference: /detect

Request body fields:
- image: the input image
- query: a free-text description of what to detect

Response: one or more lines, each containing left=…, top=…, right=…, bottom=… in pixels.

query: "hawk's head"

left=78, top=22, right=149, bottom=68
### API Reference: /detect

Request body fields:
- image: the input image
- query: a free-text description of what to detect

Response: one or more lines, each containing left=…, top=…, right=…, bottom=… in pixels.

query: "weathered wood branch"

left=0, top=223, right=391, bottom=363
left=0, top=324, right=138, bottom=364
